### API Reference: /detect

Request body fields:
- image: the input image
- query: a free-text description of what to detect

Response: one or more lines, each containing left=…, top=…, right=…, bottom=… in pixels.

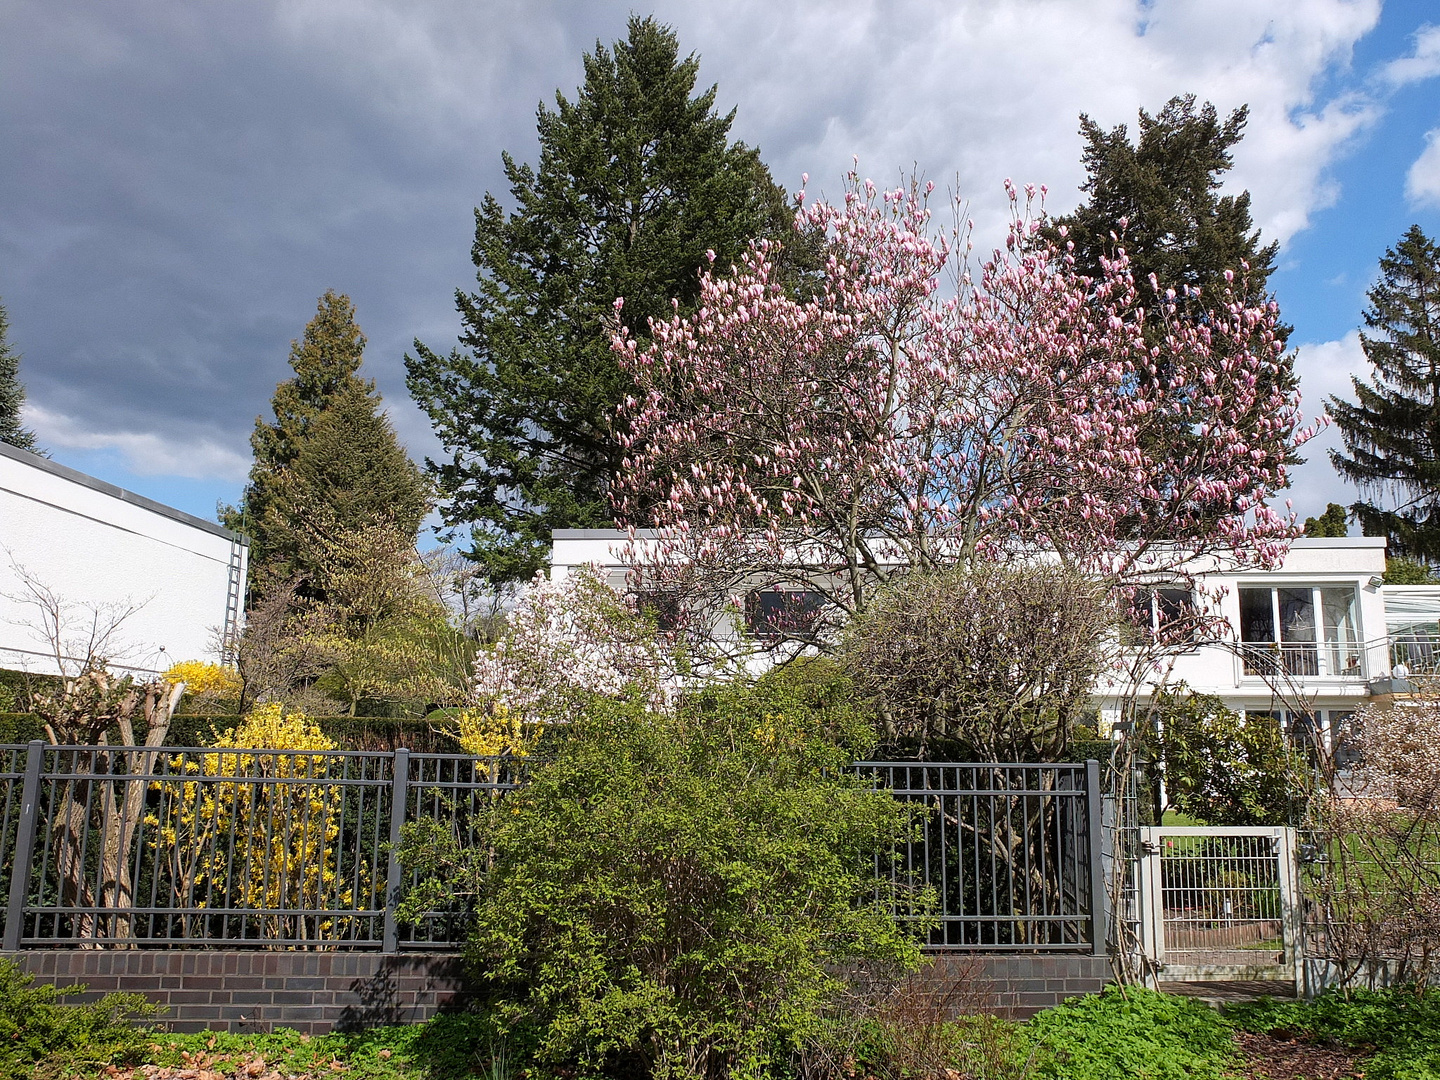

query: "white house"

left=0, top=440, right=247, bottom=678
left=550, top=529, right=1425, bottom=744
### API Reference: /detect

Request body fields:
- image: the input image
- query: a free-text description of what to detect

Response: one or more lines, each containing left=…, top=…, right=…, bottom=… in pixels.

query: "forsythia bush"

left=151, top=704, right=362, bottom=940
left=162, top=660, right=241, bottom=699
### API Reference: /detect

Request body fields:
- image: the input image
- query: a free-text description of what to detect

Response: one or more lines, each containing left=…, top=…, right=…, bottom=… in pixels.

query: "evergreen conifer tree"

left=260, top=381, right=429, bottom=601
left=1303, top=503, right=1350, bottom=537
left=1050, top=95, right=1280, bottom=316
left=0, top=299, right=40, bottom=453
left=1329, top=225, right=1440, bottom=560
left=406, top=16, right=798, bottom=586
left=231, top=291, right=428, bottom=599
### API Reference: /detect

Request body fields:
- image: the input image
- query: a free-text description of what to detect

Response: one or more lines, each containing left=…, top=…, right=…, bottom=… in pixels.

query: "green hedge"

left=0, top=713, right=460, bottom=753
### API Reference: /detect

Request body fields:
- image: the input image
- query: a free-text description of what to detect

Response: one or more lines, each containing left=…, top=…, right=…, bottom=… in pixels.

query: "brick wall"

left=4, top=951, right=469, bottom=1034
left=4, top=949, right=1108, bottom=1033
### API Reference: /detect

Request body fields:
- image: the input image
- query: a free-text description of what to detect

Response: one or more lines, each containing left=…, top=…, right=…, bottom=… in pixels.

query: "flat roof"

left=552, top=529, right=1388, bottom=548
left=0, top=439, right=248, bottom=544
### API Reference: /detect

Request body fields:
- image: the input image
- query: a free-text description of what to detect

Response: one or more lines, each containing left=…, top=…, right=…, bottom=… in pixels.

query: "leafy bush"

left=399, top=686, right=928, bottom=1080
left=0, top=957, right=160, bottom=1079
left=1228, top=986, right=1440, bottom=1080
left=1022, top=986, right=1236, bottom=1080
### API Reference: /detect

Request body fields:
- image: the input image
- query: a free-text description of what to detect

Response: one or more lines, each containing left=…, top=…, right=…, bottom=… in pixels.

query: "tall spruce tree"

left=1048, top=94, right=1298, bottom=509
left=230, top=290, right=428, bottom=599
left=1050, top=95, right=1280, bottom=317
left=258, top=381, right=429, bottom=602
left=406, top=15, right=798, bottom=586
left=1329, top=225, right=1440, bottom=561
left=0, top=299, right=40, bottom=453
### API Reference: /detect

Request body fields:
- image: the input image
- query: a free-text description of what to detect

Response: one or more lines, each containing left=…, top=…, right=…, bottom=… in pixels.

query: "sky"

left=2, top=0, right=1439, bottom=534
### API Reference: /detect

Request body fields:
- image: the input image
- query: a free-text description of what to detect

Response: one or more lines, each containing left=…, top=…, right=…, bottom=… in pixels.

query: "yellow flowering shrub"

left=161, top=660, right=241, bottom=699
left=149, top=703, right=366, bottom=941
left=450, top=705, right=532, bottom=759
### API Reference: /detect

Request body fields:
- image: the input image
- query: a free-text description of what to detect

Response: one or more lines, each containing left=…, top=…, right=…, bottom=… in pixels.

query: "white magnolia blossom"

left=471, top=565, right=678, bottom=721
left=1352, top=699, right=1440, bottom=809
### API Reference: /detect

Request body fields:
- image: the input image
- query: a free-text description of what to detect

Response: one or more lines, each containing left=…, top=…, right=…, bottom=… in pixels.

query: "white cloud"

left=1382, top=22, right=1440, bottom=86
left=1406, top=127, right=1440, bottom=207
left=23, top=404, right=251, bottom=482
left=1284, top=331, right=1367, bottom=520
left=656, top=0, right=1383, bottom=248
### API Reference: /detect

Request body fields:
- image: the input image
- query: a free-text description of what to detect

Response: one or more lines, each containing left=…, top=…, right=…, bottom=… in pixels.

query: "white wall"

left=552, top=530, right=1393, bottom=720
left=0, top=442, right=247, bottom=677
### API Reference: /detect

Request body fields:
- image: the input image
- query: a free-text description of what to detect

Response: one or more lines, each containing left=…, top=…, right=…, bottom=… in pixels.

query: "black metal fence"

left=0, top=743, right=1103, bottom=954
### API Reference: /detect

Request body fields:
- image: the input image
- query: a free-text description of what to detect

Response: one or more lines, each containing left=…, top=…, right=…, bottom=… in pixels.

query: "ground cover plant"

left=0, top=958, right=160, bottom=1080
left=30, top=983, right=1440, bottom=1079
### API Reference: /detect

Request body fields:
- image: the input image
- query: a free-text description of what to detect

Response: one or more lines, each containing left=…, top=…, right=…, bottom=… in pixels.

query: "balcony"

left=1237, top=641, right=1366, bottom=681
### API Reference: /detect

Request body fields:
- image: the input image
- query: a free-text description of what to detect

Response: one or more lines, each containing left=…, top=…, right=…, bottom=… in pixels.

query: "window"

left=1237, top=586, right=1361, bottom=678
left=1127, top=587, right=1197, bottom=645
left=745, top=589, right=827, bottom=643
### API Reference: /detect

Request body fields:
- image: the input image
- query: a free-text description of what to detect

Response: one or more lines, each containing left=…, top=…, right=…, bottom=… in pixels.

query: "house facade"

left=0, top=440, right=247, bottom=678
left=551, top=530, right=1428, bottom=742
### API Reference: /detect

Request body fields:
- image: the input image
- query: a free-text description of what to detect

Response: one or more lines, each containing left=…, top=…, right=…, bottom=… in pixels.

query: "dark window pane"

left=746, top=590, right=826, bottom=642
left=1239, top=588, right=1274, bottom=644
left=1277, top=588, right=1316, bottom=644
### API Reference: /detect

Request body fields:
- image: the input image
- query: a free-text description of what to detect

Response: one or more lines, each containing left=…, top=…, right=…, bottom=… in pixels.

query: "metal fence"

left=861, top=761, right=1104, bottom=952
left=0, top=743, right=1103, bottom=953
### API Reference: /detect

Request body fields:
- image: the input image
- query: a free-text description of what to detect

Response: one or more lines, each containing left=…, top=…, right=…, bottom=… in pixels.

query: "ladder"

left=220, top=533, right=246, bottom=665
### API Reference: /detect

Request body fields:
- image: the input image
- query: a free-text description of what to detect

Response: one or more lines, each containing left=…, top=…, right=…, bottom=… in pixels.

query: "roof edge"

left=0, top=440, right=248, bottom=544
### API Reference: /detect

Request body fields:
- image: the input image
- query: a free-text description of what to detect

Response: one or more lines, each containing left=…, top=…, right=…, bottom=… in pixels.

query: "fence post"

left=1085, top=759, right=1108, bottom=957
left=4, top=741, right=45, bottom=952
left=382, top=748, right=410, bottom=953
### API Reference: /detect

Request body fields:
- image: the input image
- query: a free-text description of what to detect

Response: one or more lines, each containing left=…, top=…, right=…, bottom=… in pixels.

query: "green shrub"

left=1228, top=986, right=1440, bottom=1080
left=0, top=957, right=161, bottom=1079
left=399, top=689, right=929, bottom=1080
left=1023, top=985, right=1236, bottom=1080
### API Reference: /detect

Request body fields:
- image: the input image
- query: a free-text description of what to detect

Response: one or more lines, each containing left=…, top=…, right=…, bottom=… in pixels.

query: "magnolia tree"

left=610, top=172, right=1318, bottom=648
left=470, top=565, right=681, bottom=723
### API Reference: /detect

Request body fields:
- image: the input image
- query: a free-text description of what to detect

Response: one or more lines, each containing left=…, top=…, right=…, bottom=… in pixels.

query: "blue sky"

left=2, top=0, right=1439, bottom=532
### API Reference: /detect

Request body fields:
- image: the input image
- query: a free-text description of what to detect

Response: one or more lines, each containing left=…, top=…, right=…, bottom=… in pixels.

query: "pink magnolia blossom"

left=610, top=172, right=1319, bottom=643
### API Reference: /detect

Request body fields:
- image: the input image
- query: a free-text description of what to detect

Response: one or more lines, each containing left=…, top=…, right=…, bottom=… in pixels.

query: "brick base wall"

left=918, top=952, right=1111, bottom=1018
left=4, top=951, right=470, bottom=1034
left=5, top=949, right=1109, bottom=1033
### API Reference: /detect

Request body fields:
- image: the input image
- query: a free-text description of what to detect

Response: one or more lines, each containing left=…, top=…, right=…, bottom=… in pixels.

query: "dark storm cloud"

left=0, top=0, right=643, bottom=474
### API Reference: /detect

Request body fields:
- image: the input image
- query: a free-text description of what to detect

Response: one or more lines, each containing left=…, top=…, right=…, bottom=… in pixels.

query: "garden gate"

left=1136, top=826, right=1301, bottom=986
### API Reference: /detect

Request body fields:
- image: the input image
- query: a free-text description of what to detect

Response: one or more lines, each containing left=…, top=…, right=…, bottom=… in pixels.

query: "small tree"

left=1308, top=697, right=1440, bottom=987
left=1141, top=689, right=1306, bottom=826
left=841, top=561, right=1115, bottom=760
left=399, top=693, right=925, bottom=1080
left=470, top=564, right=683, bottom=724
left=1304, top=503, right=1350, bottom=537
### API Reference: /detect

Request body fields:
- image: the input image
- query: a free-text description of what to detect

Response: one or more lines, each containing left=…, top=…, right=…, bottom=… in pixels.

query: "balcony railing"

left=1390, top=631, right=1440, bottom=678
left=1238, top=641, right=1366, bottom=680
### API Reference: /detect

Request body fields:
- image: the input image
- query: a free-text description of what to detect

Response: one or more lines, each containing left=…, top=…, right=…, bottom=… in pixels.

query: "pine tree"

left=231, top=291, right=428, bottom=599
left=1330, top=225, right=1440, bottom=560
left=0, top=299, right=40, bottom=453
left=1050, top=95, right=1280, bottom=316
left=406, top=15, right=799, bottom=586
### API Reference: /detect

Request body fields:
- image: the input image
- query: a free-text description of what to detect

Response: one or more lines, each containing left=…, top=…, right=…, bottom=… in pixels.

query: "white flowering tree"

left=1309, top=698, right=1440, bottom=985
left=471, top=565, right=681, bottom=723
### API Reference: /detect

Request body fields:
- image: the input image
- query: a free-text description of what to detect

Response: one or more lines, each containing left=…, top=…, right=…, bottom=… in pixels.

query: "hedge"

left=0, top=713, right=461, bottom=753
